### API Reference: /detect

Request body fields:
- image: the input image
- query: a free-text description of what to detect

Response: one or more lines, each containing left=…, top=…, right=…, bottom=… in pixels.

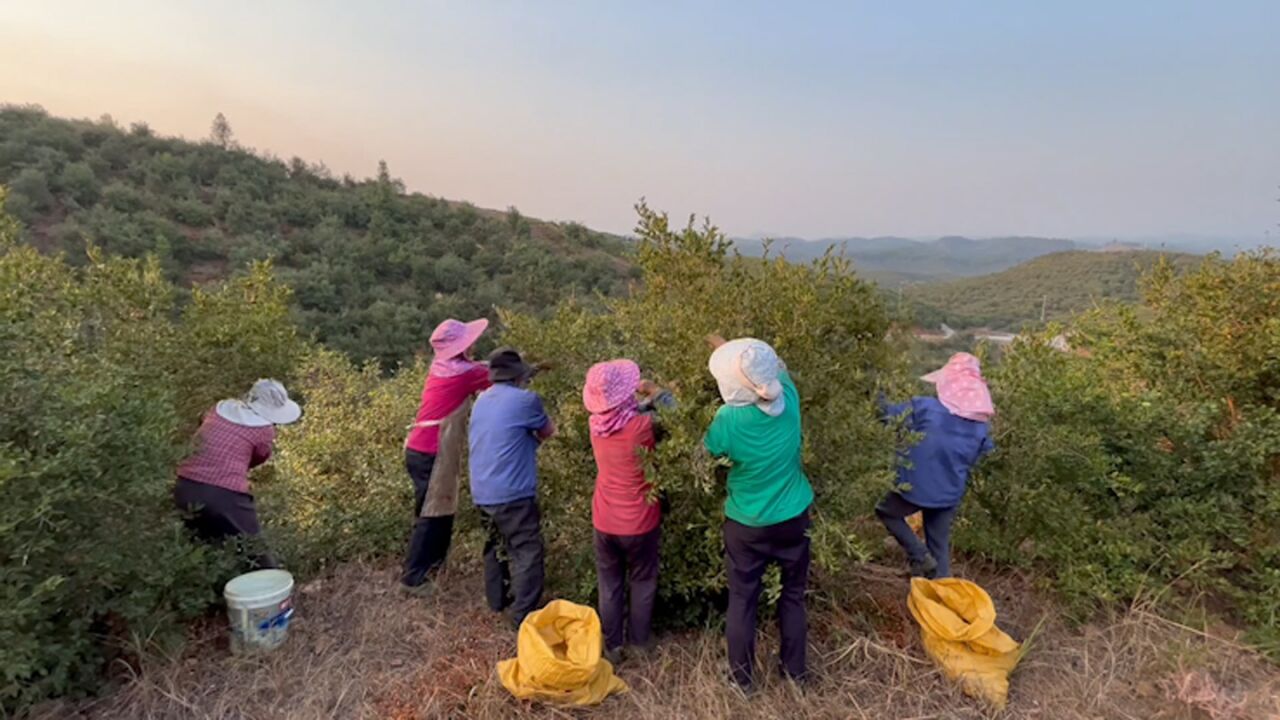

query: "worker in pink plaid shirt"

left=175, top=379, right=301, bottom=568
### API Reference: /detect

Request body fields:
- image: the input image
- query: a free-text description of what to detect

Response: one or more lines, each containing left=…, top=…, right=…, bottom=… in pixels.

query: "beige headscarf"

left=708, top=338, right=786, bottom=417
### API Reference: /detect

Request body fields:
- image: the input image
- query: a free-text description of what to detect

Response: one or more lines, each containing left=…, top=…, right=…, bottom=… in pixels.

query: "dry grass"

left=27, top=560, right=1280, bottom=720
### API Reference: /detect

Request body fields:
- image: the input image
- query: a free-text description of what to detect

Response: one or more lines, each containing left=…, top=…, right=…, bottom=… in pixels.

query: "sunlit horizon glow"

left=1, top=1, right=1276, bottom=241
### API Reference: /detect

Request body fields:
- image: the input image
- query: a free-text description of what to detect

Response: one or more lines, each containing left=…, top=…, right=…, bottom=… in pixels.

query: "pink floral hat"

left=583, top=359, right=642, bottom=414
left=922, top=352, right=994, bottom=422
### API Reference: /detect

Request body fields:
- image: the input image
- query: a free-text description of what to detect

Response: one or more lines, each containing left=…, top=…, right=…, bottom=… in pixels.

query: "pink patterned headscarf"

left=921, top=352, right=995, bottom=422
left=583, top=359, right=642, bottom=437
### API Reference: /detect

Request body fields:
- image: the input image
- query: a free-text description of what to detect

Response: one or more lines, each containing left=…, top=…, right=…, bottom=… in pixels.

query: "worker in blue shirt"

left=877, top=353, right=995, bottom=578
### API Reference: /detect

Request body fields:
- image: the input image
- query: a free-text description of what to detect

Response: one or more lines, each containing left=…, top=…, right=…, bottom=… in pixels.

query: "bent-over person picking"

left=174, top=379, right=302, bottom=569
left=876, top=352, right=995, bottom=579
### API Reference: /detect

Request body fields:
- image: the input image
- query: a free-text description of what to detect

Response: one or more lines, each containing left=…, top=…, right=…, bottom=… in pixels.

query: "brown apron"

left=421, top=397, right=471, bottom=518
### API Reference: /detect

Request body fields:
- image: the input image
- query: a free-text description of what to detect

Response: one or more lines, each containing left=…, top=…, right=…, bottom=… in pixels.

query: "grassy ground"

left=29, top=559, right=1279, bottom=720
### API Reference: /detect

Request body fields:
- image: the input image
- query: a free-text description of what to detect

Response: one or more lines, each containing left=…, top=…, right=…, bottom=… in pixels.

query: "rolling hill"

left=733, top=234, right=1078, bottom=281
left=0, top=105, right=637, bottom=367
left=905, top=249, right=1202, bottom=331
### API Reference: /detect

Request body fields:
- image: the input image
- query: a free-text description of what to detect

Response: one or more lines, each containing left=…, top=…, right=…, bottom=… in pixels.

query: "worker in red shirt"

left=400, top=318, right=492, bottom=595
left=583, top=359, right=674, bottom=664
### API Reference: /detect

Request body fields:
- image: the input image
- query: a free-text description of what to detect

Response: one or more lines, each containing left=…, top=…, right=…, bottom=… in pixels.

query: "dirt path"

left=30, top=561, right=1279, bottom=720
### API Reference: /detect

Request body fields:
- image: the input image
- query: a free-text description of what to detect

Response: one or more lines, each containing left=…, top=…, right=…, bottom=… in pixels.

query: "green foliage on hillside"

left=501, top=203, right=902, bottom=622
left=0, top=191, right=305, bottom=709
left=908, top=250, right=1201, bottom=331
left=962, top=251, right=1280, bottom=651
left=0, top=105, right=636, bottom=368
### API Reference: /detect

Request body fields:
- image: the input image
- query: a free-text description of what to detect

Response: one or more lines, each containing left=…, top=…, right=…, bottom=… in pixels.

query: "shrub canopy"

left=0, top=190, right=302, bottom=709
left=501, top=203, right=901, bottom=621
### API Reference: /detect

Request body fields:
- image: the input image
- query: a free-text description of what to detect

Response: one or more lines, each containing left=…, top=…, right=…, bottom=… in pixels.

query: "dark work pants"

left=174, top=478, right=277, bottom=569
left=875, top=491, right=959, bottom=578
left=479, top=497, right=545, bottom=624
left=724, top=509, right=811, bottom=689
left=593, top=526, right=661, bottom=651
left=401, top=450, right=456, bottom=587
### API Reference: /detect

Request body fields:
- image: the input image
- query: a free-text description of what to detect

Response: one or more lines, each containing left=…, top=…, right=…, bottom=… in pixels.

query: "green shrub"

left=0, top=191, right=304, bottom=709
left=502, top=203, right=901, bottom=623
left=257, top=350, right=423, bottom=573
left=962, top=253, right=1280, bottom=650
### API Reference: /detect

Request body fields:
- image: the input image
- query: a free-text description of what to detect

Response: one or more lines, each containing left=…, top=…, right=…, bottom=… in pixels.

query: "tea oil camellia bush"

left=961, top=252, right=1280, bottom=652
left=502, top=203, right=902, bottom=623
left=0, top=190, right=303, bottom=710
left=257, top=350, right=424, bottom=573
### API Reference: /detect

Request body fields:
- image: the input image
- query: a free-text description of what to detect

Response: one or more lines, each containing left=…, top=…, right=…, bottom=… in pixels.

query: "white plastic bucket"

left=223, top=569, right=295, bottom=654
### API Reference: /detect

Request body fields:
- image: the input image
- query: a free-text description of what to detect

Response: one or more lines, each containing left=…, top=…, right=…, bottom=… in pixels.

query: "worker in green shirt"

left=703, top=335, right=814, bottom=693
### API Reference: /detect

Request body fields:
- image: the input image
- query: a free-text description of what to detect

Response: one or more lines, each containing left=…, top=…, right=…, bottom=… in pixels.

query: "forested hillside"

left=734, top=234, right=1077, bottom=279
left=907, top=249, right=1201, bottom=330
left=0, top=106, right=636, bottom=367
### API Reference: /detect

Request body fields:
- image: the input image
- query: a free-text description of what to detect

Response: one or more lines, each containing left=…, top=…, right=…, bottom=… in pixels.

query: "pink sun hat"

left=583, top=359, right=642, bottom=414
left=429, top=318, right=489, bottom=359
left=922, top=352, right=995, bottom=422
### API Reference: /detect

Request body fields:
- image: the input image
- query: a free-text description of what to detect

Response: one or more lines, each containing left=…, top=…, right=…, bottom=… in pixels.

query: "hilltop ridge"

left=0, top=105, right=636, bottom=367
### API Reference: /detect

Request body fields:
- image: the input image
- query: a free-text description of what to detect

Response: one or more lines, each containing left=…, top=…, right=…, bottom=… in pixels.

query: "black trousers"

left=594, top=526, right=660, bottom=651
left=875, top=491, right=959, bottom=577
left=174, top=477, right=277, bottom=569
left=724, top=509, right=811, bottom=688
left=401, top=450, right=456, bottom=587
left=479, top=497, right=545, bottom=624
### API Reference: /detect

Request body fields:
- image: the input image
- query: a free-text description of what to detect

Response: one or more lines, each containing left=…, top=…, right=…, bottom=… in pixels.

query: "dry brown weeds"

left=26, top=560, right=1280, bottom=720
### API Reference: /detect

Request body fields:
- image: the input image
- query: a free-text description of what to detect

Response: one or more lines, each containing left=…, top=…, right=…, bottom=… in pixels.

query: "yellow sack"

left=906, top=511, right=924, bottom=535
left=496, top=600, right=629, bottom=706
left=907, top=577, right=1023, bottom=709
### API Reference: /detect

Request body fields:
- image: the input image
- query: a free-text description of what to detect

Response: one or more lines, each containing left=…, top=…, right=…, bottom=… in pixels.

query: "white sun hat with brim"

left=215, top=379, right=302, bottom=427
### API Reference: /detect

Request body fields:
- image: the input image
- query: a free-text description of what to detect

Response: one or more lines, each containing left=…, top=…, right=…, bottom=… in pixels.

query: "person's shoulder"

left=473, top=383, right=503, bottom=406
left=711, top=403, right=744, bottom=427
left=912, top=396, right=947, bottom=414
left=630, top=412, right=655, bottom=434
left=516, top=386, right=544, bottom=404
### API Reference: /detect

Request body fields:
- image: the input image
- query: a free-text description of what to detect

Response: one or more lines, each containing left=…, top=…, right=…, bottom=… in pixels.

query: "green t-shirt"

left=703, top=371, right=814, bottom=527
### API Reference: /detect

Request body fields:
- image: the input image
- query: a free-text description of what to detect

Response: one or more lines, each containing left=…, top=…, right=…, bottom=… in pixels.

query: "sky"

left=2, top=1, right=1277, bottom=240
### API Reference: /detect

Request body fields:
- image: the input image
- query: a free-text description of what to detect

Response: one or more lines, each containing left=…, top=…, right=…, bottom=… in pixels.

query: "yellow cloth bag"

left=907, top=577, right=1023, bottom=709
left=496, top=600, right=629, bottom=706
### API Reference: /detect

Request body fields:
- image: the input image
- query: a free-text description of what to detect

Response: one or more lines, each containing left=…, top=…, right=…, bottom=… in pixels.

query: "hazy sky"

left=2, top=1, right=1277, bottom=239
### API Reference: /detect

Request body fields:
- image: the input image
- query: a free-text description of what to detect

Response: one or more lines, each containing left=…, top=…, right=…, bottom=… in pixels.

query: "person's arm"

left=536, top=417, right=556, bottom=441
left=878, top=396, right=910, bottom=425
left=249, top=432, right=274, bottom=468
left=525, top=393, right=555, bottom=441
left=703, top=412, right=730, bottom=459
left=637, top=379, right=675, bottom=411
left=978, top=432, right=995, bottom=459
left=469, top=366, right=493, bottom=395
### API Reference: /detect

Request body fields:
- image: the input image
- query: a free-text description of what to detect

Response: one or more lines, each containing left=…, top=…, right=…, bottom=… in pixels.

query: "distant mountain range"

left=732, top=233, right=1264, bottom=284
